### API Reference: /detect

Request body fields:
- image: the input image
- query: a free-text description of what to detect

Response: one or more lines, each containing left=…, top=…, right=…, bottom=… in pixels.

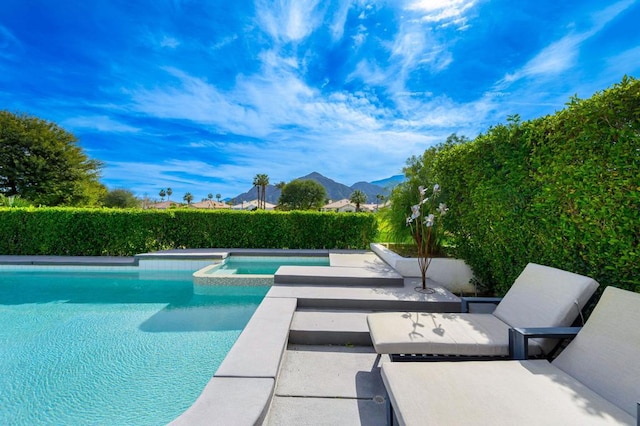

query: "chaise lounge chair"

left=381, top=286, right=640, bottom=425
left=367, top=263, right=599, bottom=360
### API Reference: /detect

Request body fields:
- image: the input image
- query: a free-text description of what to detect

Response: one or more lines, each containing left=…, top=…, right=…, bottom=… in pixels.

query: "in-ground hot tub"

left=193, top=255, right=330, bottom=287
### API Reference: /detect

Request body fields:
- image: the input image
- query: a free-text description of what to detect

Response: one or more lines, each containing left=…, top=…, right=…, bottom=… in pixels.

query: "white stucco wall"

left=371, top=243, right=476, bottom=294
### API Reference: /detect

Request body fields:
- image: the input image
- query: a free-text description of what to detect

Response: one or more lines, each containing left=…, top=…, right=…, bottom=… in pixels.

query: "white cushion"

left=381, top=360, right=634, bottom=425
left=553, top=286, right=640, bottom=418
left=492, top=263, right=599, bottom=352
left=367, top=311, right=543, bottom=356
left=493, top=263, right=599, bottom=327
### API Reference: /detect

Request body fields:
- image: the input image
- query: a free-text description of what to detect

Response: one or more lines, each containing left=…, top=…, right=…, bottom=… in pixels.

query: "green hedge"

left=435, top=76, right=639, bottom=295
left=0, top=208, right=378, bottom=255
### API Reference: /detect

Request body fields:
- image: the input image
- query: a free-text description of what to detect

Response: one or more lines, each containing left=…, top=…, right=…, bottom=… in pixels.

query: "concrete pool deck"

left=0, top=249, right=463, bottom=425
left=167, top=250, right=461, bottom=426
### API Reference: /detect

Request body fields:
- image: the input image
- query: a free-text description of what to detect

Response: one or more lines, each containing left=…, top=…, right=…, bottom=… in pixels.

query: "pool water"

left=0, top=270, right=269, bottom=425
left=209, top=256, right=330, bottom=275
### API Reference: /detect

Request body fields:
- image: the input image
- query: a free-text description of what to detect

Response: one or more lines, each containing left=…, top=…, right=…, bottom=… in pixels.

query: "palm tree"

left=216, top=193, right=221, bottom=203
left=207, top=193, right=213, bottom=200
left=253, top=174, right=269, bottom=209
left=159, top=189, right=166, bottom=201
left=253, top=175, right=261, bottom=208
left=350, top=189, right=367, bottom=212
left=260, top=175, right=269, bottom=208
left=183, top=192, right=193, bottom=205
left=166, top=187, right=172, bottom=201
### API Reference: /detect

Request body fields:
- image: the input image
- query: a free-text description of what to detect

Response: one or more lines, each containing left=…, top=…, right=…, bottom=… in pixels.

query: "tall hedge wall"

left=0, top=208, right=378, bottom=255
left=435, top=76, right=639, bottom=295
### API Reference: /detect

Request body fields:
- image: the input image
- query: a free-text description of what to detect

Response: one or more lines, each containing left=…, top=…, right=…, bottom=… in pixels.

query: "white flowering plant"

left=406, top=183, right=448, bottom=292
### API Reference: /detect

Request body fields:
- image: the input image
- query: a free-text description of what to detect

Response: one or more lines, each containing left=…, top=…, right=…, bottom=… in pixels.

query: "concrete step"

left=288, top=309, right=373, bottom=346
left=264, top=345, right=388, bottom=426
left=267, top=282, right=462, bottom=312
left=274, top=265, right=404, bottom=287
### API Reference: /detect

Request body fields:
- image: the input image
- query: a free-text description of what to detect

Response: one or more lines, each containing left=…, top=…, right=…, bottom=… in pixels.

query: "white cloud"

left=605, top=45, right=640, bottom=76
left=130, top=67, right=268, bottom=135
left=140, top=29, right=182, bottom=50
left=391, top=28, right=426, bottom=65
left=130, top=54, right=490, bottom=161
left=0, top=25, right=21, bottom=59
left=0, top=25, right=18, bottom=49
left=501, top=35, right=582, bottom=84
left=406, top=0, right=477, bottom=29
left=211, top=34, right=238, bottom=50
left=103, top=159, right=253, bottom=198
left=160, top=35, right=180, bottom=49
left=63, top=115, right=140, bottom=133
left=591, top=0, right=636, bottom=28
left=329, top=1, right=353, bottom=41
left=125, top=59, right=484, bottom=196
left=352, top=24, right=368, bottom=48
left=256, top=0, right=324, bottom=42
left=497, top=0, right=635, bottom=88
left=347, top=60, right=388, bottom=85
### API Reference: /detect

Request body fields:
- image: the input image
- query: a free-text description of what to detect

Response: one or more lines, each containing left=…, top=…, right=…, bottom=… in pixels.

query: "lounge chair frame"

left=370, top=263, right=600, bottom=364
left=382, top=286, right=639, bottom=426
left=385, top=324, right=637, bottom=425
left=389, top=294, right=593, bottom=362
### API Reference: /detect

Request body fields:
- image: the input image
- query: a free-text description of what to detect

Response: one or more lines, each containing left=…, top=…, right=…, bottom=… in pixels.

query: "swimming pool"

left=0, top=269, right=269, bottom=425
left=193, top=255, right=330, bottom=286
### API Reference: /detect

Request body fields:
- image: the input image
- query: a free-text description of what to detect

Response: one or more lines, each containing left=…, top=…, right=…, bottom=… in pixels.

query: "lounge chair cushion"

left=367, top=312, right=543, bottom=356
left=493, top=263, right=599, bottom=328
left=553, top=286, right=640, bottom=418
left=381, top=359, right=634, bottom=425
left=492, top=263, right=599, bottom=353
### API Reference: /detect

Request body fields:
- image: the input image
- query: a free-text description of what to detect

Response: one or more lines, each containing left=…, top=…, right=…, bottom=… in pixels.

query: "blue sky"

left=1, top=0, right=638, bottom=201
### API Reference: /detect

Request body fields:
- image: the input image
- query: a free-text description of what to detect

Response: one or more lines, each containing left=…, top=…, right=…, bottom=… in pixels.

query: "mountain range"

left=231, top=172, right=404, bottom=205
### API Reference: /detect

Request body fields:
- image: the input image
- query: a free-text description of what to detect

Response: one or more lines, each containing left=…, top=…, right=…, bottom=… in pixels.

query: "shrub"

left=387, top=77, right=638, bottom=295
left=0, top=208, right=378, bottom=255
left=432, top=77, right=639, bottom=294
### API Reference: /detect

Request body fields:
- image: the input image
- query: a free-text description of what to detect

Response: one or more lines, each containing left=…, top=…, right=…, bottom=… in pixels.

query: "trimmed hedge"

left=435, top=76, right=640, bottom=295
left=0, top=208, right=378, bottom=255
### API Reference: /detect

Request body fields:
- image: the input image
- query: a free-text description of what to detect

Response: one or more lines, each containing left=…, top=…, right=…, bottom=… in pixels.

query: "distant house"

left=321, top=199, right=387, bottom=213
left=148, top=201, right=182, bottom=209
left=362, top=200, right=390, bottom=212
left=232, top=199, right=276, bottom=210
left=361, top=202, right=384, bottom=212
left=322, top=199, right=357, bottom=212
left=190, top=200, right=231, bottom=209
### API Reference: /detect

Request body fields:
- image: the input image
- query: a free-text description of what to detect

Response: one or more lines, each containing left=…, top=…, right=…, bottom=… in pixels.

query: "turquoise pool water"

left=0, top=269, right=269, bottom=425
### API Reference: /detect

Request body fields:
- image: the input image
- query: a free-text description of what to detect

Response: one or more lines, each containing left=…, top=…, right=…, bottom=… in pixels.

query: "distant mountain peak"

left=231, top=172, right=401, bottom=205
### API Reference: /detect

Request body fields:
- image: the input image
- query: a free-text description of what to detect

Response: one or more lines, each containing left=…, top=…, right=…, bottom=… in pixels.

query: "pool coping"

left=169, top=296, right=298, bottom=426
left=0, top=248, right=341, bottom=267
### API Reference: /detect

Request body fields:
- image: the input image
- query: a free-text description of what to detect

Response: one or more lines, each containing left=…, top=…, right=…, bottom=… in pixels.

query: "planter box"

left=370, top=243, right=475, bottom=294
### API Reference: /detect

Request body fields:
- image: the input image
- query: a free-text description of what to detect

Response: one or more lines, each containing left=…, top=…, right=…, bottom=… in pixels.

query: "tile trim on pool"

left=0, top=264, right=141, bottom=272
left=137, top=259, right=220, bottom=271
left=0, top=260, right=216, bottom=272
